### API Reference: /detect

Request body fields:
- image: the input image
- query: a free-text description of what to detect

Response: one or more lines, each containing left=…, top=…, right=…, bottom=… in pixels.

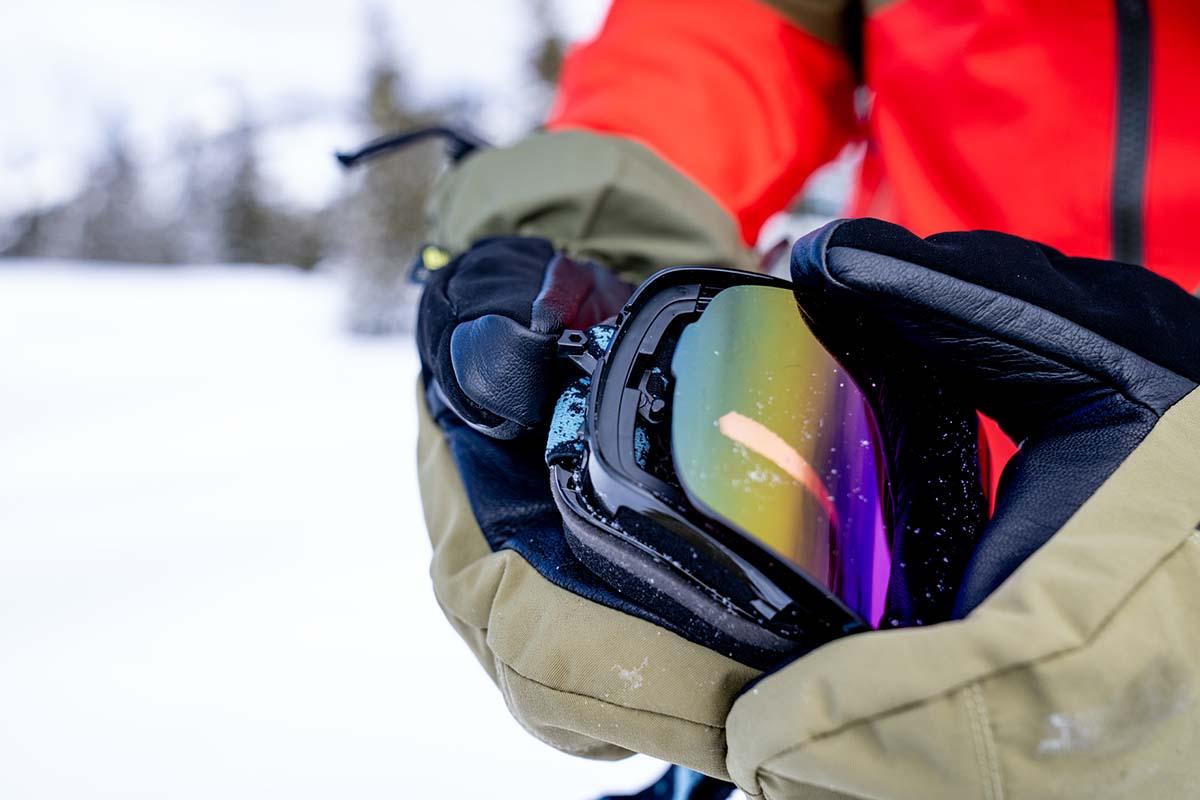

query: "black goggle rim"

left=551, top=267, right=871, bottom=648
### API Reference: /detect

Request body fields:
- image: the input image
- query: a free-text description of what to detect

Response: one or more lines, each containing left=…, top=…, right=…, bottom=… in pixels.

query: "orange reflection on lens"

left=717, top=411, right=839, bottom=527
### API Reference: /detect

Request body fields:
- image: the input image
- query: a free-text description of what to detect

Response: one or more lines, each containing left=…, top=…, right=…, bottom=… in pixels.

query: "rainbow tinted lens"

left=670, top=285, right=890, bottom=625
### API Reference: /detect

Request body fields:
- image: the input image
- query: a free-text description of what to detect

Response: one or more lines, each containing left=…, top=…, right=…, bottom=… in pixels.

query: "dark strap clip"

left=556, top=329, right=596, bottom=374
left=335, top=125, right=490, bottom=170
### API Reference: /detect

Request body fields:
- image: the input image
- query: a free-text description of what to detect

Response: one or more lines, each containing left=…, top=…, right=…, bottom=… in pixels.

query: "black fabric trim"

left=1112, top=0, right=1151, bottom=265
left=844, top=1, right=866, bottom=84
left=599, top=766, right=735, bottom=800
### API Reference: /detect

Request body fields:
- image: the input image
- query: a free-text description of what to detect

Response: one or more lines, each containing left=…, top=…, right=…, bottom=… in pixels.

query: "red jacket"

left=548, top=0, right=1199, bottom=289
left=547, top=0, right=1199, bottom=484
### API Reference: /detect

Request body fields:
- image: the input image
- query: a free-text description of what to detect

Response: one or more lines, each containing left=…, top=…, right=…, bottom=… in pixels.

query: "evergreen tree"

left=75, top=122, right=172, bottom=263
left=342, top=5, right=442, bottom=334
left=0, top=209, right=50, bottom=258
left=4, top=119, right=179, bottom=263
left=528, top=0, right=566, bottom=91
left=174, top=128, right=225, bottom=264
left=219, top=115, right=275, bottom=264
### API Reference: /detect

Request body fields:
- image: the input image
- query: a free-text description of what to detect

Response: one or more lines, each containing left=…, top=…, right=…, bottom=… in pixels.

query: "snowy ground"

left=0, top=262, right=667, bottom=798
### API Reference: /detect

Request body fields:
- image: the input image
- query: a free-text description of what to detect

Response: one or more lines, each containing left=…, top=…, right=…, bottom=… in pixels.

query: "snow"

left=0, top=262, right=665, bottom=798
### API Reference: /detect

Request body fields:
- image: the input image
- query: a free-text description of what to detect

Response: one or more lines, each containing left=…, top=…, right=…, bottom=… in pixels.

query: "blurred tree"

left=518, top=0, right=567, bottom=126
left=0, top=8, right=498, bottom=276
left=341, top=4, right=443, bottom=334
left=174, top=127, right=225, bottom=264
left=76, top=123, right=174, bottom=263
left=1, top=106, right=333, bottom=268
left=177, top=113, right=327, bottom=270
left=528, top=0, right=566, bottom=91
left=219, top=114, right=275, bottom=264
left=0, top=209, right=50, bottom=258
left=2, top=119, right=178, bottom=263
left=79, top=125, right=141, bottom=261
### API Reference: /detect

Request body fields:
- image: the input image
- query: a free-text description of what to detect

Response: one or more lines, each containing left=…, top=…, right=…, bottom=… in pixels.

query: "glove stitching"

left=965, top=684, right=1004, bottom=800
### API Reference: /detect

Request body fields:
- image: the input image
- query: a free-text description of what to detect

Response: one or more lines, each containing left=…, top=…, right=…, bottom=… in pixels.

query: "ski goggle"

left=547, top=267, right=891, bottom=667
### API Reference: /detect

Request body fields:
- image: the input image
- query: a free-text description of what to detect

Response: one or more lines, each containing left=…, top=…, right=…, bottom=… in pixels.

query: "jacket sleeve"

left=427, top=0, right=858, bottom=278
left=548, top=0, right=859, bottom=245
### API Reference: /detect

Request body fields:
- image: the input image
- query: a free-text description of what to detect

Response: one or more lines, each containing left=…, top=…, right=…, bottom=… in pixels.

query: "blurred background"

left=1, top=0, right=606, bottom=333
left=0, top=1, right=848, bottom=796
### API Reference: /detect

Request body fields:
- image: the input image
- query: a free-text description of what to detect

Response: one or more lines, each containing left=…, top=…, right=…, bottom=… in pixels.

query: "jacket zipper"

left=1112, top=0, right=1151, bottom=265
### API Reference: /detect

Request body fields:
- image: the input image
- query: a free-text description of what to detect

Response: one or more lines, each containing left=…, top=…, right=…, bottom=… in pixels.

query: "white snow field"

left=0, top=263, right=668, bottom=798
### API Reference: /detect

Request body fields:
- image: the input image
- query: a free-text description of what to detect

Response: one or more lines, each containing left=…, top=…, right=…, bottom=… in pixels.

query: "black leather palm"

left=792, top=219, right=1200, bottom=617
left=417, top=236, right=633, bottom=439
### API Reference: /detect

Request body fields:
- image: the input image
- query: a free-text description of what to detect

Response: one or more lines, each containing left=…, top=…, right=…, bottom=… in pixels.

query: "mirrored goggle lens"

left=670, top=285, right=889, bottom=625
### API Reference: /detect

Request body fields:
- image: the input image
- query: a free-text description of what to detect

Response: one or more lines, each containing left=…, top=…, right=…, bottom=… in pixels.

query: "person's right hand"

left=416, top=236, right=633, bottom=439
left=789, top=218, right=1200, bottom=616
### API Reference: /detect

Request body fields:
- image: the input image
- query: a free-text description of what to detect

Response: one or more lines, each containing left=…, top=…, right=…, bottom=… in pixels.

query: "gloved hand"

left=790, top=218, right=1200, bottom=617
left=417, top=236, right=634, bottom=439
left=412, top=129, right=760, bottom=778
left=721, top=219, right=1200, bottom=798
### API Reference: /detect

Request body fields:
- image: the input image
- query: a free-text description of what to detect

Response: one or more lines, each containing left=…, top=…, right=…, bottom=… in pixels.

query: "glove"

left=416, top=236, right=634, bottom=439
left=722, top=219, right=1200, bottom=799
left=412, top=131, right=759, bottom=778
left=790, top=218, right=1200, bottom=616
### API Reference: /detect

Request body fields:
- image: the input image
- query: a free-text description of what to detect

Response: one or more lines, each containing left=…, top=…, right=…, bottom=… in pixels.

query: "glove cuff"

left=427, top=130, right=756, bottom=281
